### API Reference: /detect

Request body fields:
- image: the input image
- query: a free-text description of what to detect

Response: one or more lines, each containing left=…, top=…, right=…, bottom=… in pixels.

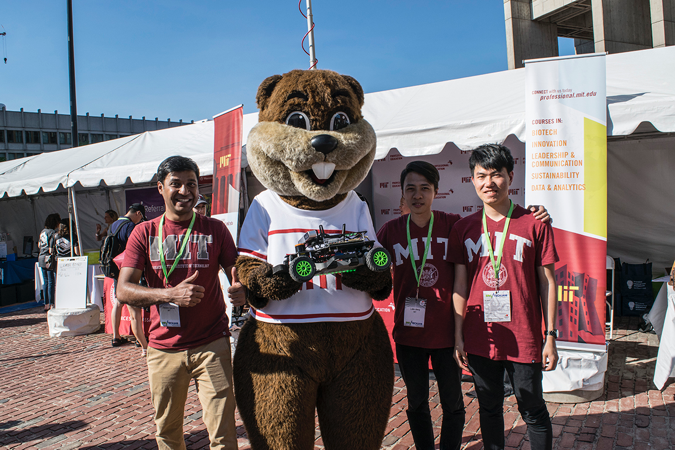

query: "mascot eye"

left=330, top=112, right=351, bottom=131
left=286, top=112, right=311, bottom=130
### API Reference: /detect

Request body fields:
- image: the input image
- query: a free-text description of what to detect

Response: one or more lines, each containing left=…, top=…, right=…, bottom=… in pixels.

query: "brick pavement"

left=0, top=309, right=673, bottom=449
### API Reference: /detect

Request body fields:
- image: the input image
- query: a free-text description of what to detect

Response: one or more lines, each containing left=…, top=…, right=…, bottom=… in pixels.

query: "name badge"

left=483, top=290, right=511, bottom=322
left=404, top=297, right=427, bottom=328
left=159, top=303, right=181, bottom=327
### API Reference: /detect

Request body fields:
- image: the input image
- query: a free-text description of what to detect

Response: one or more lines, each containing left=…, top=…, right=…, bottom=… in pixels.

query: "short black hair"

left=469, top=144, right=514, bottom=176
left=104, top=209, right=118, bottom=220
left=44, top=213, right=61, bottom=229
left=157, top=156, right=200, bottom=183
left=400, top=161, right=439, bottom=191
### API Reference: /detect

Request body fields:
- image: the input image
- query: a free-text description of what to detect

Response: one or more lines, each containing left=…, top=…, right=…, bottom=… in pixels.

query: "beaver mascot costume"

left=233, top=69, right=394, bottom=450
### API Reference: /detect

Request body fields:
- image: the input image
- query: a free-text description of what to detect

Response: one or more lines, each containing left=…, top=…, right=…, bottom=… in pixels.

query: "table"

left=648, top=284, right=675, bottom=389
left=0, top=258, right=38, bottom=285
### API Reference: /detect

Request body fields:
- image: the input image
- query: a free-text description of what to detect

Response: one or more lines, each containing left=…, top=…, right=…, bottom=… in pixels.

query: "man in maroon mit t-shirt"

left=450, top=144, right=558, bottom=450
left=117, top=156, right=245, bottom=450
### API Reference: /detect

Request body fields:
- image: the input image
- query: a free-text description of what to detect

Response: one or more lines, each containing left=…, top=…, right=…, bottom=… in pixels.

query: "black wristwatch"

left=544, top=329, right=558, bottom=339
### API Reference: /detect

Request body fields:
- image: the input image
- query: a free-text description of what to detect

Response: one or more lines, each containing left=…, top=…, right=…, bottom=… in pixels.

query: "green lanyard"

left=158, top=212, right=196, bottom=285
left=482, top=201, right=514, bottom=288
left=406, top=212, right=434, bottom=298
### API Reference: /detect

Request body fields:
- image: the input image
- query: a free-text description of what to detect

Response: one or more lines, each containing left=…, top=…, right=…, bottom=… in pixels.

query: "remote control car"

left=273, top=224, right=392, bottom=283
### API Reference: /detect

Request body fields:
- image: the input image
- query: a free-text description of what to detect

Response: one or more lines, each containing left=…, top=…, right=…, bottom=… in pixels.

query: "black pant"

left=396, top=344, right=465, bottom=450
left=467, top=354, right=552, bottom=450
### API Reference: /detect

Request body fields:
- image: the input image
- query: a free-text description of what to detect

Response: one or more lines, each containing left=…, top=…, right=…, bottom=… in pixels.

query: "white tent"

left=1, top=46, right=674, bottom=268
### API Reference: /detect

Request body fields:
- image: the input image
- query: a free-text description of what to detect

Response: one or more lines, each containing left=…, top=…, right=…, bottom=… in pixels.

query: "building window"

left=0, top=131, right=4, bottom=143
left=7, top=152, right=24, bottom=160
left=59, top=132, right=72, bottom=145
left=0, top=154, right=6, bottom=162
left=105, top=134, right=118, bottom=141
left=25, top=131, right=41, bottom=144
left=91, top=134, right=104, bottom=143
left=42, top=132, right=58, bottom=144
left=78, top=133, right=90, bottom=145
left=7, top=130, right=23, bottom=143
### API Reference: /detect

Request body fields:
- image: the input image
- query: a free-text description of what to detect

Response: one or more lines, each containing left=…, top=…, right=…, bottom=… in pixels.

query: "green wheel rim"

left=295, top=260, right=313, bottom=277
left=373, top=250, right=389, bottom=267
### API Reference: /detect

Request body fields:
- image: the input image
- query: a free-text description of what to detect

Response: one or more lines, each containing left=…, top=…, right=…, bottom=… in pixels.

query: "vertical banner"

left=212, top=105, right=243, bottom=242
left=525, top=54, right=607, bottom=346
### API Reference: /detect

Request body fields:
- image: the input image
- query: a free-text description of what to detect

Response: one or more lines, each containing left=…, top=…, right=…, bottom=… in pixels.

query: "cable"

left=298, top=1, right=317, bottom=69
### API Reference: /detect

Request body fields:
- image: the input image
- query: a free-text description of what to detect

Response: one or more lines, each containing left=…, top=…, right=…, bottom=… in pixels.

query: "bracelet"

left=544, top=329, right=558, bottom=338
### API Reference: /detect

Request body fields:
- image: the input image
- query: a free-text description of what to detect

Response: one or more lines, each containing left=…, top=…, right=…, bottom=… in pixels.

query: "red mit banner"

left=212, top=106, right=243, bottom=242
left=212, top=106, right=243, bottom=216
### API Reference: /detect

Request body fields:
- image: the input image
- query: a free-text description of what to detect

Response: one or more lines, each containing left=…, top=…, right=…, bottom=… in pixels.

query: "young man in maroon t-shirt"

left=117, top=156, right=245, bottom=450
left=449, top=144, right=558, bottom=450
left=377, top=161, right=465, bottom=450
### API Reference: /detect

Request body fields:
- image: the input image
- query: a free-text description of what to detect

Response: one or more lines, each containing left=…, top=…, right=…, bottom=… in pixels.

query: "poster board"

left=55, top=256, right=89, bottom=309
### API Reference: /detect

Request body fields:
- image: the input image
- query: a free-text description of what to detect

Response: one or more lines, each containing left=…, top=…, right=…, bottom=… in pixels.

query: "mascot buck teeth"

left=233, top=69, right=394, bottom=450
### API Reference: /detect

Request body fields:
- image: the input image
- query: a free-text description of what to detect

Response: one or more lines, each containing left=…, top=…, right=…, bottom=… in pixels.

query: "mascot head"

left=246, top=69, right=376, bottom=202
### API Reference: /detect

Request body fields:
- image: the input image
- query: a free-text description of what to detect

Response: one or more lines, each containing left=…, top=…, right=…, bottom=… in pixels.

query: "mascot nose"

left=311, top=134, right=338, bottom=155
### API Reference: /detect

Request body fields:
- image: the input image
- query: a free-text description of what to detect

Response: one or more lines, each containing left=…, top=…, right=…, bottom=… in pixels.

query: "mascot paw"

left=236, top=256, right=303, bottom=305
left=340, top=265, right=392, bottom=300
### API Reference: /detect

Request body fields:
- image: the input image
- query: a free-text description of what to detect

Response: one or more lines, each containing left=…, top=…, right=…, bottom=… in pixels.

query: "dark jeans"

left=467, top=354, right=552, bottom=450
left=396, top=344, right=465, bottom=450
left=41, top=268, right=55, bottom=306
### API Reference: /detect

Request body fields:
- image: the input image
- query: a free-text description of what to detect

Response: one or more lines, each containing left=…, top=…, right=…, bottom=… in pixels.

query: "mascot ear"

left=342, top=75, right=365, bottom=108
left=256, top=74, right=283, bottom=111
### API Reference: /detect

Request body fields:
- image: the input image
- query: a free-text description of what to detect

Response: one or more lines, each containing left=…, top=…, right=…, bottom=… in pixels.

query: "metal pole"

left=67, top=0, right=79, bottom=147
left=70, top=187, right=88, bottom=306
left=305, top=0, right=317, bottom=69
left=67, top=188, right=74, bottom=257
left=70, top=187, right=84, bottom=258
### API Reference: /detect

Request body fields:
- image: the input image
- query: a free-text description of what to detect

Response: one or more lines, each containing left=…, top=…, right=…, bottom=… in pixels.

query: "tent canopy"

left=1, top=46, right=674, bottom=199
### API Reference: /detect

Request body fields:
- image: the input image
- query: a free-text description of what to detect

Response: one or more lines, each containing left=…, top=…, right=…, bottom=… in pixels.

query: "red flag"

left=212, top=106, right=243, bottom=215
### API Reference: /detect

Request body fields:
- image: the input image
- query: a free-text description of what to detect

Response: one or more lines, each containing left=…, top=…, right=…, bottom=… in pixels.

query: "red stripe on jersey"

left=251, top=304, right=374, bottom=320
left=268, top=228, right=354, bottom=236
left=320, top=275, right=327, bottom=289
left=238, top=248, right=267, bottom=260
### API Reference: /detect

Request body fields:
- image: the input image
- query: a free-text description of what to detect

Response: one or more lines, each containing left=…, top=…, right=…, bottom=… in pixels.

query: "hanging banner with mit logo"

left=212, top=105, right=243, bottom=242
left=525, top=53, right=607, bottom=346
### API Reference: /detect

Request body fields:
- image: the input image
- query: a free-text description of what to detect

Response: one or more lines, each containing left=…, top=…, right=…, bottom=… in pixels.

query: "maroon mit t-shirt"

left=122, top=213, right=238, bottom=350
left=448, top=204, right=558, bottom=363
left=377, top=211, right=461, bottom=349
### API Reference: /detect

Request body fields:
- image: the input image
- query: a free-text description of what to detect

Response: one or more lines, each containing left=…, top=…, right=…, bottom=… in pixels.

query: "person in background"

left=108, top=203, right=147, bottom=352
left=56, top=218, right=80, bottom=258
left=96, top=210, right=119, bottom=241
left=38, top=213, right=61, bottom=311
left=193, top=194, right=208, bottom=216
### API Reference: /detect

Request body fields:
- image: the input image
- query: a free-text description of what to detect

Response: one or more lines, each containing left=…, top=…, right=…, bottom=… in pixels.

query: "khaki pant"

left=147, top=336, right=237, bottom=450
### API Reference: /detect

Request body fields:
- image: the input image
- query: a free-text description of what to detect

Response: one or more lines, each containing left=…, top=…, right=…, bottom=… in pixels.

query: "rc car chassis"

left=272, top=224, right=392, bottom=283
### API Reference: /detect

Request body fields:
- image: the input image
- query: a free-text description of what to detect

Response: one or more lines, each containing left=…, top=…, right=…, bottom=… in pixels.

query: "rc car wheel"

left=289, top=256, right=316, bottom=282
left=366, top=247, right=391, bottom=272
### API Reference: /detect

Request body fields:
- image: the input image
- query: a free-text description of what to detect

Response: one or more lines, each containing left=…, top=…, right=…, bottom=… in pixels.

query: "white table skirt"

left=651, top=284, right=675, bottom=389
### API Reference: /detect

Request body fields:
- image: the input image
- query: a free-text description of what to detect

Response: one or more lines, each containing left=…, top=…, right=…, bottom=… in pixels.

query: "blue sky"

left=0, top=1, right=575, bottom=121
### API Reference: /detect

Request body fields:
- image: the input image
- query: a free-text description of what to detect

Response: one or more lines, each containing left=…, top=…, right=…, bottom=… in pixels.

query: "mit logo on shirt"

left=300, top=274, right=343, bottom=291
left=464, top=233, right=532, bottom=263
left=392, top=238, right=449, bottom=266
left=148, top=235, right=213, bottom=261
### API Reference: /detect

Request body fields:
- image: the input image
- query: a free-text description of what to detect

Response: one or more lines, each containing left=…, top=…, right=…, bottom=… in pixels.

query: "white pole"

left=306, top=0, right=317, bottom=69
